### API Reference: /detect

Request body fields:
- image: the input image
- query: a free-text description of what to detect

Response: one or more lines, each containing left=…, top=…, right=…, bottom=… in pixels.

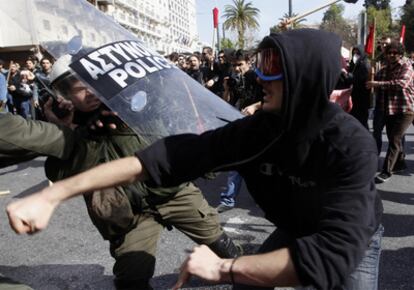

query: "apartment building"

left=89, top=0, right=200, bottom=54
left=0, top=0, right=200, bottom=61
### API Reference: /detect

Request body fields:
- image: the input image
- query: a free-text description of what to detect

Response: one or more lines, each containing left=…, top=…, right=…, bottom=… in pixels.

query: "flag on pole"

left=400, top=24, right=406, bottom=44
left=365, top=24, right=375, bottom=55
left=213, top=7, right=219, bottom=28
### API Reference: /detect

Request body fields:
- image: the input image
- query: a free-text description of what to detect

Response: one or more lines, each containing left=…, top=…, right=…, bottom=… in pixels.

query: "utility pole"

left=289, top=0, right=293, bottom=17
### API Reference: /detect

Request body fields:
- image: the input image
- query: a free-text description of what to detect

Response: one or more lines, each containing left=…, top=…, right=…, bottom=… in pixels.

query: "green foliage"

left=269, top=13, right=306, bottom=33
left=364, top=0, right=391, bottom=9
left=401, top=2, right=414, bottom=52
left=321, top=3, right=345, bottom=22
left=220, top=38, right=235, bottom=49
left=366, top=6, right=392, bottom=40
left=222, top=0, right=260, bottom=49
left=269, top=24, right=280, bottom=34
left=319, top=4, right=357, bottom=47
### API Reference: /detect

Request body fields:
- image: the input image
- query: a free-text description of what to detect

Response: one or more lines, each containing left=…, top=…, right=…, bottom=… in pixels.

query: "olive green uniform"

left=0, top=113, right=75, bottom=167
left=0, top=113, right=74, bottom=290
left=0, top=114, right=237, bottom=289
left=45, top=125, right=237, bottom=289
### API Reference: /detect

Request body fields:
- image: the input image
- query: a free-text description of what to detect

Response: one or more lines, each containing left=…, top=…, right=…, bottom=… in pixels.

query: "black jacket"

left=136, top=29, right=382, bottom=290
left=349, top=45, right=371, bottom=109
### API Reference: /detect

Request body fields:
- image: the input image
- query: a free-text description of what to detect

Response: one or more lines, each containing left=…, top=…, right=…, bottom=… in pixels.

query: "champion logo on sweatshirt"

left=288, top=176, right=316, bottom=188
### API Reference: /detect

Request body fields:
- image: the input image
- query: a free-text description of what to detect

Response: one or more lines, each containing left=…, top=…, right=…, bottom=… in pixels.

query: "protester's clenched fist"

left=6, top=191, right=58, bottom=234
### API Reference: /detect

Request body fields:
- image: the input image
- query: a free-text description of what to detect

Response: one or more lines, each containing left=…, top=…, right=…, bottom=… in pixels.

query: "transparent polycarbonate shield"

left=4, top=0, right=242, bottom=144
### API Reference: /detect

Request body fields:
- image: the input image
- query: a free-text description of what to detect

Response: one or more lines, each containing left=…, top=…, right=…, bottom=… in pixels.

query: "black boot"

left=208, top=233, right=243, bottom=258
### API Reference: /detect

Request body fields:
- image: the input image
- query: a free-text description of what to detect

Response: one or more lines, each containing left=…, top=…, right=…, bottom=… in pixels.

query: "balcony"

left=114, top=0, right=138, bottom=12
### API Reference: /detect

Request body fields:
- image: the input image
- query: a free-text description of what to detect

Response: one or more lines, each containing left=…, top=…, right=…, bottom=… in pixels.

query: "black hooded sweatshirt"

left=136, top=29, right=382, bottom=290
left=349, top=45, right=371, bottom=109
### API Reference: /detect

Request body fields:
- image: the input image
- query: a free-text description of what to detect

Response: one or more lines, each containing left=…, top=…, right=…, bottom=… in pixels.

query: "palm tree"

left=222, top=0, right=260, bottom=49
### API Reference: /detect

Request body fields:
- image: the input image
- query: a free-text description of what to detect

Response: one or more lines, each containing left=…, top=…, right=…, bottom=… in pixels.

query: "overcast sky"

left=196, top=0, right=407, bottom=44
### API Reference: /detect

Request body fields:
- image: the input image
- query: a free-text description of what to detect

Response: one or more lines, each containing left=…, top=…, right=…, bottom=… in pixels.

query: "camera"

left=227, top=73, right=242, bottom=88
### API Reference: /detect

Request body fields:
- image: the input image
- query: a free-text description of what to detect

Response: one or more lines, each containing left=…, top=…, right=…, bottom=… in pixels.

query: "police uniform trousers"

left=110, top=182, right=222, bottom=289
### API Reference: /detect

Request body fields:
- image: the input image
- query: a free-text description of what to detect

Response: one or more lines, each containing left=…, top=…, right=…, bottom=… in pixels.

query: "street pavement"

left=0, top=125, right=413, bottom=290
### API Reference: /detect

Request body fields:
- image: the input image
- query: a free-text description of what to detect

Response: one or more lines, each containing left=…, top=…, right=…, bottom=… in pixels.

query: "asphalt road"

left=0, top=126, right=413, bottom=290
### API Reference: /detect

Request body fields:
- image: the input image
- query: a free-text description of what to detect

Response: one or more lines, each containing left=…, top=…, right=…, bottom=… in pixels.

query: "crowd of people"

left=1, top=27, right=414, bottom=290
left=334, top=36, right=414, bottom=183
left=0, top=56, right=54, bottom=120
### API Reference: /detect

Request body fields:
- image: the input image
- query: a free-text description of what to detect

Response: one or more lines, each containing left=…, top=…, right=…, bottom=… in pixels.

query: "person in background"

left=200, top=46, right=220, bottom=95
left=177, top=54, right=187, bottom=71
left=348, top=45, right=371, bottom=128
left=367, top=40, right=414, bottom=183
left=215, top=50, right=233, bottom=99
left=8, top=69, right=34, bottom=119
left=33, top=57, right=54, bottom=120
left=186, top=54, right=204, bottom=84
left=0, top=71, right=8, bottom=113
left=216, top=50, right=264, bottom=213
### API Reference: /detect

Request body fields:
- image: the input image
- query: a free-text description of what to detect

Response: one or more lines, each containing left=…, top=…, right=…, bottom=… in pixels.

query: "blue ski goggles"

left=254, top=48, right=283, bottom=81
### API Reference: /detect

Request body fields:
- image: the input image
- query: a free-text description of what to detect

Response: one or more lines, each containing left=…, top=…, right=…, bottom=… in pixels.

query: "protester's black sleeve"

left=136, top=112, right=280, bottom=187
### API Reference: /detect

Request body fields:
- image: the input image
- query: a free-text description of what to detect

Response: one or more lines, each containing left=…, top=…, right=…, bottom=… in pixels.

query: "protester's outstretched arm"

left=7, top=156, right=146, bottom=234
left=173, top=245, right=299, bottom=290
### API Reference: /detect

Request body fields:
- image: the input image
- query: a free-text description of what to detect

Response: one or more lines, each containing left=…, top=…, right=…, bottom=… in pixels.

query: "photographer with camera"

left=223, top=50, right=263, bottom=109
left=217, top=50, right=264, bottom=213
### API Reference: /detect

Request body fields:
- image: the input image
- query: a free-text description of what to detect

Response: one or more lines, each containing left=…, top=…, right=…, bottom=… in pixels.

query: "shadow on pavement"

left=0, top=264, right=114, bottom=290
left=15, top=179, right=50, bottom=198
left=152, top=272, right=232, bottom=289
left=0, top=159, right=45, bottom=176
left=379, top=189, right=414, bottom=206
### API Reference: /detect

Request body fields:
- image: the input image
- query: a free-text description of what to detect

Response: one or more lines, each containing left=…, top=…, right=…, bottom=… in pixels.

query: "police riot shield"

left=3, top=0, right=242, bottom=144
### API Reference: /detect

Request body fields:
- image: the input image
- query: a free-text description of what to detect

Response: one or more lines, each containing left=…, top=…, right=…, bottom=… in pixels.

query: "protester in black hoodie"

left=7, top=29, right=383, bottom=290
left=349, top=45, right=371, bottom=128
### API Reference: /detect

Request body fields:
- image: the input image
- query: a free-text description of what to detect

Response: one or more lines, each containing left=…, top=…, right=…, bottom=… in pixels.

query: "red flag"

left=213, top=7, right=219, bottom=28
left=400, top=24, right=406, bottom=44
left=365, top=24, right=375, bottom=55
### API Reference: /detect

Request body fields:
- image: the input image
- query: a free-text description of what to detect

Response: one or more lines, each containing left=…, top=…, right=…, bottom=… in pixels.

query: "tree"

left=269, top=13, right=307, bottom=33
left=222, top=0, right=260, bottom=49
left=366, top=6, right=393, bottom=42
left=220, top=38, right=235, bottom=49
left=319, top=4, right=357, bottom=47
left=401, top=1, right=414, bottom=52
left=364, top=0, right=391, bottom=9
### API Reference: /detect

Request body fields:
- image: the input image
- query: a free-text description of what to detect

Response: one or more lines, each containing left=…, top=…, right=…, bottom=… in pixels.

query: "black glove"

left=344, top=0, right=358, bottom=3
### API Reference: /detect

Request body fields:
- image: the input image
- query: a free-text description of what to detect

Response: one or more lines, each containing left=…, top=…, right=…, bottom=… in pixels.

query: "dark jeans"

left=220, top=171, right=243, bottom=207
left=233, top=225, right=384, bottom=290
left=382, top=113, right=414, bottom=174
left=372, top=109, right=385, bottom=155
left=13, top=98, right=32, bottom=119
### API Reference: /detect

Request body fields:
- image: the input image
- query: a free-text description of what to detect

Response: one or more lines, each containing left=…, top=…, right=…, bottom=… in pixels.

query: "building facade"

left=0, top=0, right=200, bottom=62
left=89, top=0, right=200, bottom=54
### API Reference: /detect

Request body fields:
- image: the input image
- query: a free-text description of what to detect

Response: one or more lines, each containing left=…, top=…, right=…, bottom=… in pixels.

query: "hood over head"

left=352, top=45, right=367, bottom=60
left=257, top=29, right=342, bottom=142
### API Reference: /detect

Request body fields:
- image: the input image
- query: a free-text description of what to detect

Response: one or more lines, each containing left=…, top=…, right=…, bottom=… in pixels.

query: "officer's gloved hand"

left=89, top=110, right=119, bottom=131
left=43, top=96, right=75, bottom=129
left=88, top=104, right=123, bottom=132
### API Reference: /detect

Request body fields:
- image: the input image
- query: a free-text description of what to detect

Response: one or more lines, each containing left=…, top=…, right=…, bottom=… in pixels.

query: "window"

left=43, top=19, right=51, bottom=31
